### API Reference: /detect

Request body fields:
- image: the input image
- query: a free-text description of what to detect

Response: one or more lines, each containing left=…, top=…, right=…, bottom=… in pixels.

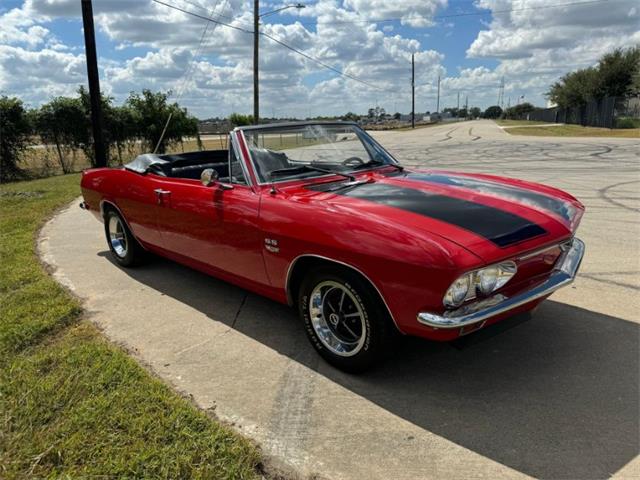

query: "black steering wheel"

left=342, top=157, right=365, bottom=167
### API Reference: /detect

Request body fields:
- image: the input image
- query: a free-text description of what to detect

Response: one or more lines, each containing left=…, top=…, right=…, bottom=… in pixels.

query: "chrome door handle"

left=154, top=188, right=171, bottom=204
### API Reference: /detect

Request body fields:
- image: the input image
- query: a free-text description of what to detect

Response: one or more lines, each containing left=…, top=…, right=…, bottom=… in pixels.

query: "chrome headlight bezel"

left=443, top=274, right=472, bottom=307
left=443, top=261, right=517, bottom=309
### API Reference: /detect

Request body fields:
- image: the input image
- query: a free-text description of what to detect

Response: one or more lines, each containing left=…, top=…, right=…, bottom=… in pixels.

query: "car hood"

left=285, top=168, right=584, bottom=263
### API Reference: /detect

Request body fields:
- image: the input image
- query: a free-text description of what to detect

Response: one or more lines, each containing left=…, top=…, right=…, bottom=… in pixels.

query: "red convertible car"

left=80, top=121, right=585, bottom=371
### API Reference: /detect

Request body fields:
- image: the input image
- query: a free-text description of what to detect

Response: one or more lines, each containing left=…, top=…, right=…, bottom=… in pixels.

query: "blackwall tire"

left=104, top=208, right=145, bottom=267
left=298, top=266, right=395, bottom=373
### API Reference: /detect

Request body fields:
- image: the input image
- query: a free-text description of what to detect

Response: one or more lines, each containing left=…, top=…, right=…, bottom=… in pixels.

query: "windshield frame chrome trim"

left=228, top=130, right=254, bottom=189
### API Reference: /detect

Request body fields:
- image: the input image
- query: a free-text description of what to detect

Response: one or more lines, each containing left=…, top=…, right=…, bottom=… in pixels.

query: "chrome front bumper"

left=417, top=238, right=585, bottom=329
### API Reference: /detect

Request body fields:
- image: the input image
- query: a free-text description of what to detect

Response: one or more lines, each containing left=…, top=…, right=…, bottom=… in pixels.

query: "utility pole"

left=253, top=0, right=259, bottom=124
left=436, top=75, right=440, bottom=114
left=253, top=3, right=305, bottom=125
left=81, top=0, right=106, bottom=167
left=497, top=76, right=505, bottom=109
left=411, top=54, right=415, bottom=129
left=457, top=91, right=460, bottom=111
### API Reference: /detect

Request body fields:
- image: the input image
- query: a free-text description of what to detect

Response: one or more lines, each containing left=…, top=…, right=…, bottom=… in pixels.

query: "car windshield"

left=242, top=123, right=397, bottom=183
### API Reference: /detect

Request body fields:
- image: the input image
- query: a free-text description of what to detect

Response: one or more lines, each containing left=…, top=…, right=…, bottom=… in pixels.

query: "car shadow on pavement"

left=102, top=252, right=639, bottom=480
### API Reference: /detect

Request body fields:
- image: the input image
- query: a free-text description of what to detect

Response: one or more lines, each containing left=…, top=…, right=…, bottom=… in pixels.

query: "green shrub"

left=614, top=117, right=640, bottom=129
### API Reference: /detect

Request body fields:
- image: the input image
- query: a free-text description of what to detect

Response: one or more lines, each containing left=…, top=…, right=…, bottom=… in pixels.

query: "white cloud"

left=0, top=45, right=85, bottom=104
left=1, top=0, right=447, bottom=116
left=468, top=0, right=639, bottom=59
left=0, top=7, right=50, bottom=47
left=343, top=0, right=447, bottom=27
left=439, top=0, right=640, bottom=108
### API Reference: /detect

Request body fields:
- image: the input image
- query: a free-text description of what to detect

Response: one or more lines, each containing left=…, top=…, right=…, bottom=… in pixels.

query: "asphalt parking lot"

left=40, top=120, right=639, bottom=479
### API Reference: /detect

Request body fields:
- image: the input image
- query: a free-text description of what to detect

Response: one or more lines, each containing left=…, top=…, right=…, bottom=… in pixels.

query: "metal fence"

left=615, top=96, right=640, bottom=119
left=527, top=96, right=619, bottom=128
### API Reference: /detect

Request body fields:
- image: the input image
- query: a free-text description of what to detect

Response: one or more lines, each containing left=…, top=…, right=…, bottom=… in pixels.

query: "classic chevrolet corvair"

left=80, top=121, right=585, bottom=372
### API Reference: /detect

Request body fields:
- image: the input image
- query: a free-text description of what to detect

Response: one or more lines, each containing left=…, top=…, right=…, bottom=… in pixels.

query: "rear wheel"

left=298, top=266, right=395, bottom=372
left=104, top=208, right=145, bottom=267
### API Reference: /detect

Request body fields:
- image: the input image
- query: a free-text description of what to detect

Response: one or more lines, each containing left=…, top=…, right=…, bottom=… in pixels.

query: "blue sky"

left=1, top=0, right=638, bottom=118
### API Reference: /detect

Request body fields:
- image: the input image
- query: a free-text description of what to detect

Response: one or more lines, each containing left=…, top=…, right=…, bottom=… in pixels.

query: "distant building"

left=199, top=119, right=232, bottom=134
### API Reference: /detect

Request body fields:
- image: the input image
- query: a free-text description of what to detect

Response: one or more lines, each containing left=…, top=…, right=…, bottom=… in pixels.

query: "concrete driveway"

left=39, top=120, right=639, bottom=479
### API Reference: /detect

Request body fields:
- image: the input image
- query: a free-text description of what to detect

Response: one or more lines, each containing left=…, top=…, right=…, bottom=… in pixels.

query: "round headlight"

left=443, top=274, right=471, bottom=308
left=476, top=261, right=517, bottom=296
left=477, top=266, right=499, bottom=295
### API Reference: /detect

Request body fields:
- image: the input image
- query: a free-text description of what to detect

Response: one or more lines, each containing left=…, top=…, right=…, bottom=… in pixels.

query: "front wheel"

left=298, top=266, right=395, bottom=372
left=104, top=208, right=145, bottom=267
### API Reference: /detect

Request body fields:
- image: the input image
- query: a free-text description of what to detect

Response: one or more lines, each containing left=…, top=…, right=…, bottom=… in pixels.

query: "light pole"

left=254, top=2, right=305, bottom=124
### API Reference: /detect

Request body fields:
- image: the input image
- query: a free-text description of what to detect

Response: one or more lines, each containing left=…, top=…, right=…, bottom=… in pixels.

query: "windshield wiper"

left=355, top=158, right=404, bottom=172
left=269, top=165, right=356, bottom=182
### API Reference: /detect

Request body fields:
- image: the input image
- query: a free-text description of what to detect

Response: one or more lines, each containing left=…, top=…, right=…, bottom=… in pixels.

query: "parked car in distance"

left=80, top=121, right=585, bottom=372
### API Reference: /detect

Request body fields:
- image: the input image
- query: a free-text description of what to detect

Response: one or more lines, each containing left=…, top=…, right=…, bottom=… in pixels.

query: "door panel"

left=115, top=171, right=165, bottom=247
left=153, top=178, right=269, bottom=286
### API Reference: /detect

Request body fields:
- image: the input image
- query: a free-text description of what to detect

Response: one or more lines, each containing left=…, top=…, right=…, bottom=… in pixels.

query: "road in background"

left=40, top=120, right=639, bottom=480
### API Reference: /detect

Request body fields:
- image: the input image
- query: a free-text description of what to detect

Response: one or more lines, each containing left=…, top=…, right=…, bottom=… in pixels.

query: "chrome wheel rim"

left=108, top=215, right=127, bottom=258
left=309, top=280, right=366, bottom=357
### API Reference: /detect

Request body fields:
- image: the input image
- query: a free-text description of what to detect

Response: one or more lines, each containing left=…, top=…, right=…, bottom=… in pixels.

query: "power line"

left=174, top=0, right=227, bottom=100
left=176, top=0, right=246, bottom=26
left=151, top=0, right=253, bottom=34
left=151, top=0, right=390, bottom=91
left=154, top=0, right=228, bottom=153
left=298, top=0, right=615, bottom=26
left=259, top=31, right=385, bottom=90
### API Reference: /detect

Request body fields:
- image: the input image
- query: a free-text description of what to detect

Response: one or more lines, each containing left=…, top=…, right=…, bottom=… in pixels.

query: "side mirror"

left=201, top=168, right=218, bottom=186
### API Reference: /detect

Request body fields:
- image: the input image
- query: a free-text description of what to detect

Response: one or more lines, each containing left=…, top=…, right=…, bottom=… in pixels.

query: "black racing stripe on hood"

left=403, top=172, right=574, bottom=222
left=307, top=182, right=546, bottom=248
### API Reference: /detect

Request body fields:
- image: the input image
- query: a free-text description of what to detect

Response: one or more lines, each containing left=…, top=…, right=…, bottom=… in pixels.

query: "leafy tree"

left=504, top=102, right=536, bottom=119
left=458, top=108, right=468, bottom=118
left=125, top=90, right=199, bottom=154
left=0, top=96, right=32, bottom=182
left=483, top=105, right=503, bottom=119
left=228, top=113, right=254, bottom=127
left=547, top=46, right=640, bottom=107
left=393, top=112, right=401, bottom=120
left=469, top=107, right=481, bottom=118
left=548, top=67, right=598, bottom=108
left=595, top=46, right=640, bottom=98
left=109, top=105, right=138, bottom=163
left=34, top=96, right=87, bottom=173
left=366, top=106, right=385, bottom=121
left=342, top=112, right=360, bottom=122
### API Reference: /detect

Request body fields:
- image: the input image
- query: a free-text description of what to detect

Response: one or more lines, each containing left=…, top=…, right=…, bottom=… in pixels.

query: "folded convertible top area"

left=124, top=150, right=229, bottom=179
